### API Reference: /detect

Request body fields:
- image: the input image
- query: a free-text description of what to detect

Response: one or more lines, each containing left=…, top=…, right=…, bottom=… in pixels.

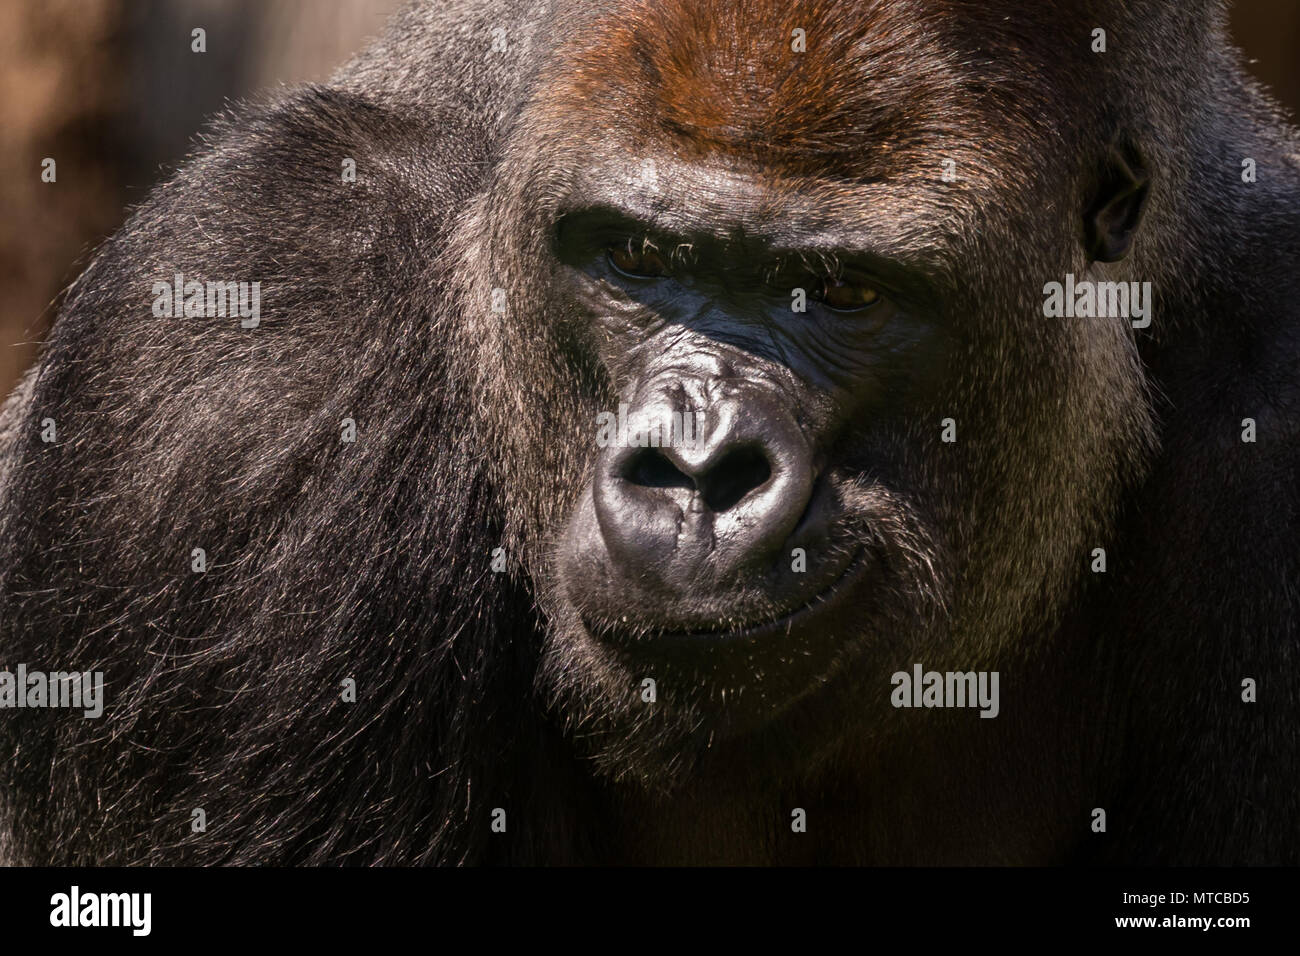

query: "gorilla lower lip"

left=590, top=548, right=869, bottom=646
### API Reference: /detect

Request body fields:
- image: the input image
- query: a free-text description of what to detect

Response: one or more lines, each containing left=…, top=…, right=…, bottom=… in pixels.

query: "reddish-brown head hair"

left=540, top=0, right=1077, bottom=180
left=534, top=0, right=1221, bottom=186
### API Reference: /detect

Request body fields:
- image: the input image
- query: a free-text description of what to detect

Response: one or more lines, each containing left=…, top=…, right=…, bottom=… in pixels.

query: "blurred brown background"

left=1, top=0, right=1298, bottom=399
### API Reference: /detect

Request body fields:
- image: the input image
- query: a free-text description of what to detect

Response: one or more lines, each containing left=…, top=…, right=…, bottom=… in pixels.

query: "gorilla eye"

left=815, top=276, right=881, bottom=312
left=608, top=241, right=669, bottom=279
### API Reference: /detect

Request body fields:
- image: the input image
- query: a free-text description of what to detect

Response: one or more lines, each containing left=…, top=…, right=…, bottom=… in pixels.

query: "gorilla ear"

left=1084, top=143, right=1149, bottom=262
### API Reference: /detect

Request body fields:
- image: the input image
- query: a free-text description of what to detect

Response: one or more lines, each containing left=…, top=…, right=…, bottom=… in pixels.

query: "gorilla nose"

left=592, top=382, right=814, bottom=590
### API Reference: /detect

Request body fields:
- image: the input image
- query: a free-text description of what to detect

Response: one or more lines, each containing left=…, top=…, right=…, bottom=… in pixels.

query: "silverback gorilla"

left=0, top=0, right=1297, bottom=865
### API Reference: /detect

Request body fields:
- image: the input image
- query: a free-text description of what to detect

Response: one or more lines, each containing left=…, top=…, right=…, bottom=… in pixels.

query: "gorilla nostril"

left=698, top=445, right=772, bottom=513
left=622, top=448, right=695, bottom=491
left=619, top=444, right=773, bottom=512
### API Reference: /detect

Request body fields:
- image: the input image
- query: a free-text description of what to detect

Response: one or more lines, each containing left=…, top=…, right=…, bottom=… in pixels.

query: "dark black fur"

left=0, top=0, right=1297, bottom=864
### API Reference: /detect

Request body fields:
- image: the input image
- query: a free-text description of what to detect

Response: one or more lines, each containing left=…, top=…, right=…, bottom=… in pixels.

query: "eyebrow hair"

left=760, top=248, right=843, bottom=283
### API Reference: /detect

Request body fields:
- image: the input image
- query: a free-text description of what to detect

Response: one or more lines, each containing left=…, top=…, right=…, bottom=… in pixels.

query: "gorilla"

left=0, top=0, right=1297, bottom=866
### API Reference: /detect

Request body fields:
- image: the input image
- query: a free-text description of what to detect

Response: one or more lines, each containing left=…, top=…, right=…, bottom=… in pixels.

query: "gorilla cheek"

left=558, top=486, right=616, bottom=615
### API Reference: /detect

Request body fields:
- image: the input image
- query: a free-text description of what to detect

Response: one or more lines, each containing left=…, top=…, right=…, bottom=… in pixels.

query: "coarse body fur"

left=0, top=0, right=1297, bottom=864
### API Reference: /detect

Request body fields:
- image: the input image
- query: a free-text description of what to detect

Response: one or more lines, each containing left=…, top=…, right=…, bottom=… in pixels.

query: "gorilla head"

left=454, top=0, right=1156, bottom=783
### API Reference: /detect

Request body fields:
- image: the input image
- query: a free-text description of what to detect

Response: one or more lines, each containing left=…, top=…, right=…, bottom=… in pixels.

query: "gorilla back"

left=1, top=0, right=1297, bottom=865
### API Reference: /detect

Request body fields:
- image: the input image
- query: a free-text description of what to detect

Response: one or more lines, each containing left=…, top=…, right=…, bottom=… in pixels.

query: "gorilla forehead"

left=539, top=0, right=1079, bottom=177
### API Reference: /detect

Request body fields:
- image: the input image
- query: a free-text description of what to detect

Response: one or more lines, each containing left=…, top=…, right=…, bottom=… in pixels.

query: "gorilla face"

left=549, top=158, right=950, bottom=739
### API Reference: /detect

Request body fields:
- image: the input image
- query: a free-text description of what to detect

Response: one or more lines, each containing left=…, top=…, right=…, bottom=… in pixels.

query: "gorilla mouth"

left=586, top=546, right=870, bottom=646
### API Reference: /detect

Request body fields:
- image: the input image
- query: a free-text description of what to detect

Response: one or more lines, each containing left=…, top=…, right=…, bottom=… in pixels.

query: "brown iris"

left=608, top=241, right=669, bottom=278
left=816, top=276, right=881, bottom=312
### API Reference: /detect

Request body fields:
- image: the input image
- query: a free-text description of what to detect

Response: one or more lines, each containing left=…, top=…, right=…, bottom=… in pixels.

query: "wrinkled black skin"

left=1, top=0, right=1298, bottom=865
